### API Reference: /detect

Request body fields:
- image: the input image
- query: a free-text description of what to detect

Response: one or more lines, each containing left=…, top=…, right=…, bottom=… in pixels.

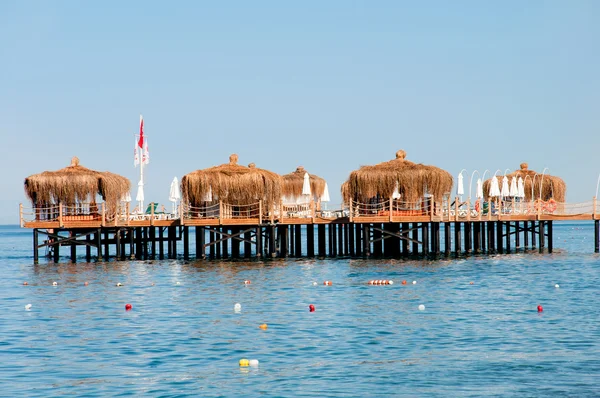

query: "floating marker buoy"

left=312, top=282, right=317, bottom=286
left=234, top=303, right=242, bottom=312
left=537, top=305, right=543, bottom=312
left=23, top=282, right=28, bottom=286
left=52, top=281, right=58, bottom=286
left=125, top=304, right=132, bottom=311
left=323, top=281, right=332, bottom=286
left=402, top=280, right=407, bottom=285
left=25, top=304, right=32, bottom=310
left=249, top=359, right=259, bottom=367
left=368, top=280, right=392, bottom=285
left=388, top=280, right=394, bottom=285
left=244, top=280, right=251, bottom=285
left=470, top=282, right=474, bottom=285
left=176, top=281, right=181, bottom=285
left=84, top=282, right=89, bottom=286
left=412, top=281, right=417, bottom=285
left=239, top=359, right=249, bottom=367
left=309, top=304, right=315, bottom=312
left=554, top=284, right=560, bottom=288
left=418, top=304, right=425, bottom=311
left=116, top=283, right=122, bottom=287
left=259, top=324, right=268, bottom=330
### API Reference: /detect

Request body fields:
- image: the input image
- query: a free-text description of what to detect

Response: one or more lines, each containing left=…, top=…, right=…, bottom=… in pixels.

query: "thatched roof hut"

left=282, top=166, right=326, bottom=202
left=342, top=150, right=453, bottom=203
left=24, top=156, right=131, bottom=213
left=181, top=154, right=283, bottom=208
left=483, top=163, right=566, bottom=202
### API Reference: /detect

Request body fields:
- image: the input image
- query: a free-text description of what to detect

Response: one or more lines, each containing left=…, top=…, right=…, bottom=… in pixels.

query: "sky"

left=1, top=1, right=599, bottom=224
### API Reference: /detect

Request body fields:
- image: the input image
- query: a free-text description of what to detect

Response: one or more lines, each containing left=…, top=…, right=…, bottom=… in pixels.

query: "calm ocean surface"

left=1, top=223, right=599, bottom=397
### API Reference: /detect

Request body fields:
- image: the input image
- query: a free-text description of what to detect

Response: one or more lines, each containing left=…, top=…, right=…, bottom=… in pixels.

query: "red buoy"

left=244, top=280, right=251, bottom=285
left=401, top=280, right=407, bottom=285
left=537, top=305, right=543, bottom=312
left=23, top=282, right=28, bottom=286
left=84, top=282, right=89, bottom=286
left=125, top=304, right=133, bottom=311
left=309, top=304, right=315, bottom=312
left=323, top=281, right=332, bottom=286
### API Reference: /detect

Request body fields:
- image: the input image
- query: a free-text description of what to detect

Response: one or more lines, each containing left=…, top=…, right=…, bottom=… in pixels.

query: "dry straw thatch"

left=483, top=163, right=566, bottom=202
left=282, top=166, right=326, bottom=200
left=23, top=156, right=131, bottom=214
left=343, top=150, right=453, bottom=203
left=181, top=154, right=283, bottom=208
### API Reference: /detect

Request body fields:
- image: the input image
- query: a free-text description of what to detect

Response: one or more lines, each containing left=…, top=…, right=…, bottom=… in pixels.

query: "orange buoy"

left=84, top=281, right=89, bottom=286
left=244, top=280, right=251, bottom=285
left=401, top=280, right=407, bottom=285
left=324, top=281, right=332, bottom=286
left=23, top=282, right=28, bottom=286
left=259, top=324, right=268, bottom=330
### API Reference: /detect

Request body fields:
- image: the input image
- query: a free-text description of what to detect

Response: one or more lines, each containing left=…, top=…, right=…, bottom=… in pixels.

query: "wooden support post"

left=96, top=229, right=102, bottom=261
left=289, top=225, right=295, bottom=256
left=411, top=223, right=419, bottom=256
left=433, top=222, right=440, bottom=256
left=307, top=225, right=315, bottom=257
left=183, top=226, right=190, bottom=260
left=281, top=226, right=289, bottom=257
left=231, top=227, right=240, bottom=258
left=505, top=222, right=511, bottom=253
left=33, top=229, right=39, bottom=264
left=488, top=221, right=495, bottom=252
left=363, top=224, right=371, bottom=256
left=496, top=222, right=503, bottom=254
left=196, top=227, right=205, bottom=259
left=338, top=223, right=344, bottom=256
left=256, top=226, right=262, bottom=258
left=454, top=222, right=461, bottom=256
left=547, top=221, right=553, bottom=253
left=129, top=228, right=135, bottom=259
left=244, top=229, right=252, bottom=258
left=348, top=223, right=355, bottom=256
left=539, top=221, right=545, bottom=253
left=524, top=221, right=529, bottom=248
left=444, top=223, right=450, bottom=256
left=479, top=222, right=485, bottom=252
left=269, top=225, right=277, bottom=257
left=70, top=230, right=77, bottom=263
left=354, top=223, right=362, bottom=256
left=465, top=222, right=471, bottom=254
left=295, top=224, right=302, bottom=257
left=104, top=230, right=110, bottom=261
left=150, top=227, right=156, bottom=259
left=402, top=223, right=409, bottom=257
left=422, top=223, right=429, bottom=256
left=331, top=224, right=338, bottom=257
left=531, top=221, right=536, bottom=249
left=53, top=230, right=60, bottom=263
left=318, top=224, right=326, bottom=256
left=167, top=227, right=173, bottom=258
left=116, top=228, right=121, bottom=259
left=159, top=227, right=165, bottom=259
left=221, top=227, right=229, bottom=258
left=86, top=232, right=92, bottom=261
left=344, top=223, right=350, bottom=256
left=595, top=220, right=599, bottom=253
left=515, top=221, right=520, bottom=249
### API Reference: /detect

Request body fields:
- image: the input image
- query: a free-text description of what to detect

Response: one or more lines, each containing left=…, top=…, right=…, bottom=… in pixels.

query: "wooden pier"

left=20, top=197, right=600, bottom=263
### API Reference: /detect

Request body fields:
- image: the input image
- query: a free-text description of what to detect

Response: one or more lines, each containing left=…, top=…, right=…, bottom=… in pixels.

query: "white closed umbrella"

left=392, top=182, right=401, bottom=199
left=476, top=178, right=483, bottom=199
left=517, top=177, right=525, bottom=199
left=501, top=175, right=510, bottom=198
left=136, top=181, right=144, bottom=212
left=169, top=177, right=180, bottom=213
left=489, top=176, right=500, bottom=197
left=457, top=173, right=464, bottom=197
left=509, top=176, right=518, bottom=197
left=302, top=173, right=311, bottom=196
left=320, top=183, right=330, bottom=202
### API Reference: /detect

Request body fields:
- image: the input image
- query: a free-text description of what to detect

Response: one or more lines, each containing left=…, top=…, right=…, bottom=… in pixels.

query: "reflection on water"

left=0, top=223, right=599, bottom=396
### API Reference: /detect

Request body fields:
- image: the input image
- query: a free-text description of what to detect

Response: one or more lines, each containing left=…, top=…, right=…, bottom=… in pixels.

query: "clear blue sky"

left=1, top=1, right=598, bottom=224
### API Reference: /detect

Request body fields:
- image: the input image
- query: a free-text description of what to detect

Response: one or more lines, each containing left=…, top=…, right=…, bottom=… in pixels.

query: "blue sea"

left=1, top=223, right=599, bottom=397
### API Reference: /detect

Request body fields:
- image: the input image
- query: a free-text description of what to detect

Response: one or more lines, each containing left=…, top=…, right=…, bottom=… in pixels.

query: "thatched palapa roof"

left=282, top=166, right=326, bottom=200
left=23, top=156, right=131, bottom=213
left=483, top=163, right=566, bottom=202
left=343, top=150, right=453, bottom=203
left=181, top=154, right=283, bottom=208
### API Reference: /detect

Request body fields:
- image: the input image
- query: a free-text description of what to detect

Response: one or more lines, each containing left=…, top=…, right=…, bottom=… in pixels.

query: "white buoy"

left=176, top=281, right=181, bottom=285
left=52, top=281, right=58, bottom=286
left=312, top=282, right=317, bottom=286
left=388, top=280, right=394, bottom=285
left=234, top=303, right=242, bottom=312
left=555, top=284, right=560, bottom=288
left=418, top=304, right=425, bottom=311
left=412, top=281, right=417, bottom=285
left=25, top=304, right=32, bottom=310
left=116, top=282, right=123, bottom=287
left=249, top=359, right=259, bottom=367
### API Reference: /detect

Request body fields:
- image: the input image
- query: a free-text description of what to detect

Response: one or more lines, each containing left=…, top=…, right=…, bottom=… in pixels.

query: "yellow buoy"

left=259, top=324, right=268, bottom=330
left=239, top=358, right=250, bottom=367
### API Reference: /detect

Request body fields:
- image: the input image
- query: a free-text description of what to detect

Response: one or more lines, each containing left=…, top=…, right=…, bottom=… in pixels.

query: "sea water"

left=0, top=224, right=599, bottom=397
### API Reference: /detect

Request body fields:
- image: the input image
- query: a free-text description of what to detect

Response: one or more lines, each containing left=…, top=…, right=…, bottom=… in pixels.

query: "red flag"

left=138, top=115, right=144, bottom=148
